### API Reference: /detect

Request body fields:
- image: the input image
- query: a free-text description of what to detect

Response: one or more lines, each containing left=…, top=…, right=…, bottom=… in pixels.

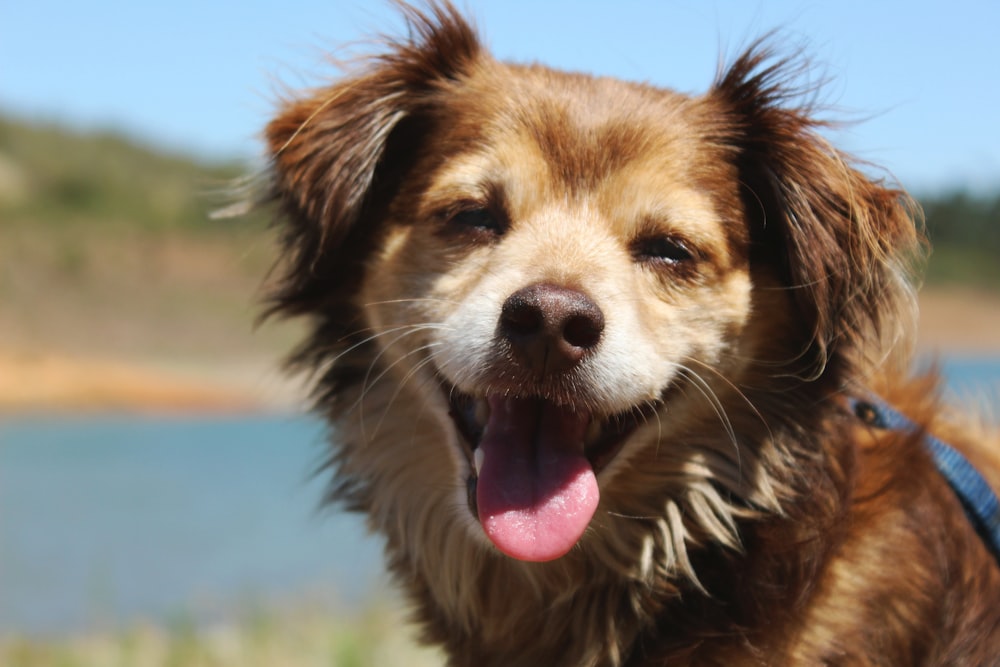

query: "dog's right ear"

left=265, top=2, right=480, bottom=316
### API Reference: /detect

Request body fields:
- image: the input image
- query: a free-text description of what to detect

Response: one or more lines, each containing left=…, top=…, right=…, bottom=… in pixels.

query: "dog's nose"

left=499, top=283, right=604, bottom=375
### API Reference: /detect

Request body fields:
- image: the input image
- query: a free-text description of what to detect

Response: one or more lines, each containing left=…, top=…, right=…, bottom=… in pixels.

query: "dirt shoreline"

left=0, top=351, right=307, bottom=415
left=2, top=287, right=998, bottom=415
left=915, top=287, right=1000, bottom=355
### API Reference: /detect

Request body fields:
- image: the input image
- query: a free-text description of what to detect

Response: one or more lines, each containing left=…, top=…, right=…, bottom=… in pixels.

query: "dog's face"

left=357, top=70, right=766, bottom=561
left=266, top=6, right=917, bottom=569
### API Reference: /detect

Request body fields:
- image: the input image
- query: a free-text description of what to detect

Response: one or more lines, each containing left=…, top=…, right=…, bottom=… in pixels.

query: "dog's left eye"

left=632, top=235, right=695, bottom=265
left=448, top=207, right=504, bottom=235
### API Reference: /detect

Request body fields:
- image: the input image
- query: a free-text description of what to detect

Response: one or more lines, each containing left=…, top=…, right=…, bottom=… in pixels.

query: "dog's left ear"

left=263, top=2, right=481, bottom=320
left=710, top=43, right=924, bottom=375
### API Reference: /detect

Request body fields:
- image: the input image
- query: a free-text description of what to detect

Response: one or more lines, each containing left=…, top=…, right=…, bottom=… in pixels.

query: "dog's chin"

left=439, top=375, right=660, bottom=563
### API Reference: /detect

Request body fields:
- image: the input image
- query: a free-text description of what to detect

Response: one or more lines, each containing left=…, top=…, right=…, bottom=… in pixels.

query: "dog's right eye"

left=448, top=207, right=504, bottom=236
left=632, top=235, right=696, bottom=265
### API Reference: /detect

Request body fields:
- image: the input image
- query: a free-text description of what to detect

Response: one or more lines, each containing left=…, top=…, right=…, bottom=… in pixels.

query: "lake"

left=2, top=357, right=999, bottom=637
left=0, top=415, right=386, bottom=636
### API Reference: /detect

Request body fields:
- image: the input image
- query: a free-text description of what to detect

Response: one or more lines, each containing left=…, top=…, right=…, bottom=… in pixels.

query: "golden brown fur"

left=263, top=4, right=1000, bottom=664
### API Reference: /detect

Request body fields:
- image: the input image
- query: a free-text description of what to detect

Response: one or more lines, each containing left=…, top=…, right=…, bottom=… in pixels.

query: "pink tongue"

left=476, top=396, right=598, bottom=562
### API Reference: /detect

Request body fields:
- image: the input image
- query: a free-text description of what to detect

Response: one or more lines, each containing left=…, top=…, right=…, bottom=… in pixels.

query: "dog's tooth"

left=474, top=399, right=490, bottom=427
left=474, top=448, right=484, bottom=475
left=585, top=419, right=602, bottom=445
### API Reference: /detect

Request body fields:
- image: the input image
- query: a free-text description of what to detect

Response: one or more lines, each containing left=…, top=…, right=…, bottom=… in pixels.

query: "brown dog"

left=263, top=3, right=1000, bottom=664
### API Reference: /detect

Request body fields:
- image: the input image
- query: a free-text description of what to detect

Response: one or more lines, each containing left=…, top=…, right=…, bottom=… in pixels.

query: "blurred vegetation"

left=922, top=191, right=1000, bottom=288
left=0, top=114, right=268, bottom=233
left=0, top=605, right=442, bottom=667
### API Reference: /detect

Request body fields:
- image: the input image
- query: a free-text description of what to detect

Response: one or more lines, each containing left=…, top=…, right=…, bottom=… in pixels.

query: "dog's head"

left=265, top=4, right=920, bottom=568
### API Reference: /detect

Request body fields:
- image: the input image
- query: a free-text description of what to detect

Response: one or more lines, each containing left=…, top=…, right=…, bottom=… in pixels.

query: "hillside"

left=0, top=114, right=281, bottom=348
left=0, top=114, right=264, bottom=230
left=0, top=114, right=303, bottom=410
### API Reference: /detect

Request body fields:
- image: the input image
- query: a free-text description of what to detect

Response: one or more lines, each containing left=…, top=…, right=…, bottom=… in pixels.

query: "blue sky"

left=2, top=1, right=998, bottom=194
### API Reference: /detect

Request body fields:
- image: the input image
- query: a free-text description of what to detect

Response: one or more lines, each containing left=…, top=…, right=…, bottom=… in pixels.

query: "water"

left=0, top=415, right=386, bottom=636
left=2, top=359, right=999, bottom=637
left=938, top=356, right=1000, bottom=400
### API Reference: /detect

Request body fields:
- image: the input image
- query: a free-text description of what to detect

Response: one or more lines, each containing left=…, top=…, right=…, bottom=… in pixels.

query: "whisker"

left=681, top=356, right=771, bottom=442
left=368, top=344, right=446, bottom=441
left=675, top=364, right=741, bottom=474
left=307, top=321, right=452, bottom=382
left=362, top=297, right=460, bottom=307
left=355, top=324, right=446, bottom=440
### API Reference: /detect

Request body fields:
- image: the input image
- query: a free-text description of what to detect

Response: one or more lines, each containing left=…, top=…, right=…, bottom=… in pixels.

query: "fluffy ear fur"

left=710, top=43, right=924, bottom=380
left=263, top=2, right=480, bottom=380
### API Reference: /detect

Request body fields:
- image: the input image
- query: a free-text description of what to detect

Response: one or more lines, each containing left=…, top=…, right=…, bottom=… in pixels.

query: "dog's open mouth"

left=446, top=383, right=656, bottom=562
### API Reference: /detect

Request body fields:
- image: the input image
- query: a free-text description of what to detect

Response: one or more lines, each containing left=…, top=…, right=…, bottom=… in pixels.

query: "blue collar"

left=849, top=396, right=1000, bottom=565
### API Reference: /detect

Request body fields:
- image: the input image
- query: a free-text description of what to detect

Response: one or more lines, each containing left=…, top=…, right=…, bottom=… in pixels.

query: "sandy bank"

left=916, top=287, right=1000, bottom=355
left=0, top=351, right=306, bottom=415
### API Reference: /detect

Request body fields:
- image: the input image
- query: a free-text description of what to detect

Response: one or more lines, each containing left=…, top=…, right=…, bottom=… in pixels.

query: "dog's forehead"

left=432, top=61, right=729, bottom=197
left=448, top=63, right=704, bottom=180
left=421, top=61, right=740, bottom=244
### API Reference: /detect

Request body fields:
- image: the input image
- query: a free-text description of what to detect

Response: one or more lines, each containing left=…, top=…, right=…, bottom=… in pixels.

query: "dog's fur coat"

left=263, top=4, right=1000, bottom=664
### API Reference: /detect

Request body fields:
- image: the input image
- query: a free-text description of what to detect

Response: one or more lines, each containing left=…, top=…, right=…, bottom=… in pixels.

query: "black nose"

left=498, top=283, right=605, bottom=375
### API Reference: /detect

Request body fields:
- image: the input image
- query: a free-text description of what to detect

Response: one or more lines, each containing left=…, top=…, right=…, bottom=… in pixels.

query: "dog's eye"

left=633, top=235, right=695, bottom=265
left=449, top=207, right=504, bottom=235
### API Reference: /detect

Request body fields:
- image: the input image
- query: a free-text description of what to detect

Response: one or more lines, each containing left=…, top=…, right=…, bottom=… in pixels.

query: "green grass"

left=0, top=606, right=443, bottom=667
